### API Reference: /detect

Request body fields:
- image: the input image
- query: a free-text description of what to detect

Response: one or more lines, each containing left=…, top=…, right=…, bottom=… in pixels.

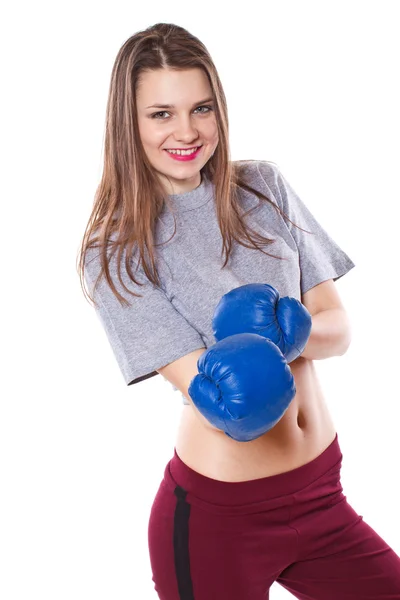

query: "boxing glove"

left=212, top=283, right=312, bottom=363
left=188, top=332, right=296, bottom=442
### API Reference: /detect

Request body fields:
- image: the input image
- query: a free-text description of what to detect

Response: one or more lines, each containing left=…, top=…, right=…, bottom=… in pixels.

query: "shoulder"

left=232, top=159, right=282, bottom=189
left=83, top=236, right=142, bottom=294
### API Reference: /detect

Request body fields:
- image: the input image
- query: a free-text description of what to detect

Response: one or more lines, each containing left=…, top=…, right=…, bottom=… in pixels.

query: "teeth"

left=167, top=147, right=199, bottom=156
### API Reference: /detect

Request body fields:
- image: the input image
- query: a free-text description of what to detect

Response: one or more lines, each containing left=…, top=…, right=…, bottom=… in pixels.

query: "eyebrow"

left=145, top=97, right=214, bottom=109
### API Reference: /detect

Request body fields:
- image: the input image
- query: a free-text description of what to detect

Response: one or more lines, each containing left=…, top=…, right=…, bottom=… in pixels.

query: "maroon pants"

left=148, top=434, right=400, bottom=599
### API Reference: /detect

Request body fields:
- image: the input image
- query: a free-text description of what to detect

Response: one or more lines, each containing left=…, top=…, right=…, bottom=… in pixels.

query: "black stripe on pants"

left=173, top=485, right=195, bottom=600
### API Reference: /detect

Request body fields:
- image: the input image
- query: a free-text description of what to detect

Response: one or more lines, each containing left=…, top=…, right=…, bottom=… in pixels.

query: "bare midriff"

left=175, top=356, right=337, bottom=482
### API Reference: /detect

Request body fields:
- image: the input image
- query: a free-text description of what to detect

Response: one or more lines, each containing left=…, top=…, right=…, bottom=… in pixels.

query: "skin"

left=136, top=68, right=219, bottom=195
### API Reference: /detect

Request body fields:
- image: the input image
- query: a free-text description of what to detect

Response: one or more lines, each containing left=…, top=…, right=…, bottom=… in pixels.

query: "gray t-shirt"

left=84, top=160, right=355, bottom=404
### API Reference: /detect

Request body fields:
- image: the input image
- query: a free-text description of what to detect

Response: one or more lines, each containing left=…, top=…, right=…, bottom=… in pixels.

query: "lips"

left=165, top=145, right=202, bottom=151
left=165, top=145, right=203, bottom=161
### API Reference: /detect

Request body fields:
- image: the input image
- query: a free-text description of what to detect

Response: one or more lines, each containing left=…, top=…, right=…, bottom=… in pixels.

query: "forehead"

left=136, top=68, right=212, bottom=104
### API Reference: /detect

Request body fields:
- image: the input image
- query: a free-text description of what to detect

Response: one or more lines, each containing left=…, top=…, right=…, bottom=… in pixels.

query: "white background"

left=1, top=1, right=399, bottom=598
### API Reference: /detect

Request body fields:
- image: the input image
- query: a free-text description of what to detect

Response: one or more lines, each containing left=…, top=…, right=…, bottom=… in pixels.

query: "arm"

left=156, top=348, right=223, bottom=432
left=300, top=279, right=352, bottom=360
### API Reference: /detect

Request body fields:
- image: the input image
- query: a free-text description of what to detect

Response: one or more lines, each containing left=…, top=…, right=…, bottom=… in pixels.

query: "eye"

left=151, top=105, right=213, bottom=119
left=151, top=111, right=169, bottom=119
left=195, top=105, right=213, bottom=114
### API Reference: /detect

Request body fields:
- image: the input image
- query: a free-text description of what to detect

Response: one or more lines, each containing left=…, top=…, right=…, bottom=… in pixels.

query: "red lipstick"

left=164, top=146, right=202, bottom=162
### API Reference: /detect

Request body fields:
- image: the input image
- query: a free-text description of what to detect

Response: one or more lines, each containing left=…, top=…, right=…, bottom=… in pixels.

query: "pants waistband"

left=163, top=433, right=342, bottom=510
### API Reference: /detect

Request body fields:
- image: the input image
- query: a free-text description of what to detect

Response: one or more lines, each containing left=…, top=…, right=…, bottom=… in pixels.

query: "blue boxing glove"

left=212, top=283, right=312, bottom=363
left=188, top=332, right=296, bottom=442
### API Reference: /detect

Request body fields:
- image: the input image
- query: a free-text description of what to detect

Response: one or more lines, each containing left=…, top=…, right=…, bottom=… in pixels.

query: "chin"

left=160, top=162, right=201, bottom=177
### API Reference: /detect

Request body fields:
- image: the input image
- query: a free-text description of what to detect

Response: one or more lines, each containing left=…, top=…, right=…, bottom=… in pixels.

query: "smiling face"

left=136, top=68, right=219, bottom=195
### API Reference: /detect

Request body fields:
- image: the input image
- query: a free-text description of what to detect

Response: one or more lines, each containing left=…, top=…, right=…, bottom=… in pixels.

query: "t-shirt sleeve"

left=256, top=161, right=356, bottom=295
left=84, top=247, right=206, bottom=386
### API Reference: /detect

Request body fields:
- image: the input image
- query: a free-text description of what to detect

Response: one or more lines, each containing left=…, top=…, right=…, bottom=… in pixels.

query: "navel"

left=297, top=409, right=306, bottom=429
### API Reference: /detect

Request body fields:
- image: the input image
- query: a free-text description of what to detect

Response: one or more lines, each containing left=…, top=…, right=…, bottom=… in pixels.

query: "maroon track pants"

left=148, top=434, right=400, bottom=599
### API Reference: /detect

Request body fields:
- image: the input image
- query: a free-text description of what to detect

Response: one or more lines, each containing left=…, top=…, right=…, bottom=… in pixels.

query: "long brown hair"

left=77, top=23, right=308, bottom=308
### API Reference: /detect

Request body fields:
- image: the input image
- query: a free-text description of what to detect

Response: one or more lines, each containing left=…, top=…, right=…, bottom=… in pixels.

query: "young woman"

left=78, top=22, right=400, bottom=600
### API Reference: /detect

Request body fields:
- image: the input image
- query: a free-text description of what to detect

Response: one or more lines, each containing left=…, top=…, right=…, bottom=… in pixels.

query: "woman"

left=78, top=22, right=400, bottom=599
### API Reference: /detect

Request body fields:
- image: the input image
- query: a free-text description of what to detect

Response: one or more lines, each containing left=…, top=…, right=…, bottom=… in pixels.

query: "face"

left=136, top=68, right=219, bottom=195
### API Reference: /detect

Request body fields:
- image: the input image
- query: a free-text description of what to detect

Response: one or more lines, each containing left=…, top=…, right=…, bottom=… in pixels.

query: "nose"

left=173, top=115, right=199, bottom=144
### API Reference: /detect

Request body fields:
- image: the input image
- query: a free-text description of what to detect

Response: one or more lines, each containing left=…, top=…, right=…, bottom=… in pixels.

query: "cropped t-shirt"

left=84, top=160, right=355, bottom=404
